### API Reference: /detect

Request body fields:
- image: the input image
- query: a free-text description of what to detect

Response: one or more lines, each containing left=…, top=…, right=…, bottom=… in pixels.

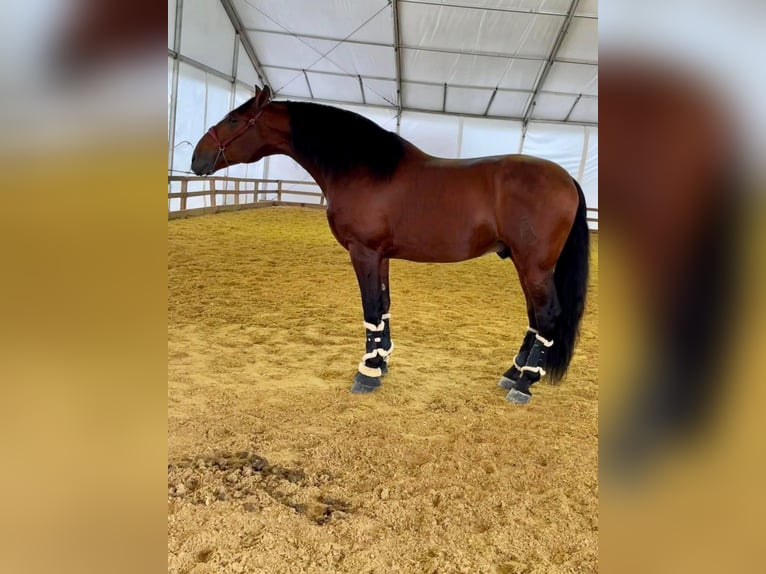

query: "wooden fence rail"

left=168, top=175, right=324, bottom=219
left=168, top=175, right=597, bottom=226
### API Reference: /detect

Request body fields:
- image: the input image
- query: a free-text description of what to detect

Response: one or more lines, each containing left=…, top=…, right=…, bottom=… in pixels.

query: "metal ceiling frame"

left=169, top=49, right=596, bottom=127
left=391, top=0, right=403, bottom=127
left=171, top=0, right=597, bottom=127
left=219, top=0, right=270, bottom=88
left=243, top=27, right=597, bottom=66
left=522, top=0, right=582, bottom=125
left=400, top=0, right=597, bottom=19
left=269, top=93, right=598, bottom=129
left=260, top=63, right=597, bottom=100
left=565, top=93, right=583, bottom=122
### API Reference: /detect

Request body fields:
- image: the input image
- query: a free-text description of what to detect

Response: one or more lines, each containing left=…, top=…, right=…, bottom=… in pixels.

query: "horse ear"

left=255, top=85, right=272, bottom=109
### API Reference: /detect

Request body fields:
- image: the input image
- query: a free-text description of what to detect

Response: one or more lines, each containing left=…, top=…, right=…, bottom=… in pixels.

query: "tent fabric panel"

left=521, top=123, right=585, bottom=179
left=402, top=82, right=445, bottom=111
left=541, top=62, right=598, bottom=95
left=415, top=0, right=571, bottom=12
left=495, top=59, right=544, bottom=91
left=263, top=67, right=312, bottom=98
left=204, top=74, right=233, bottom=128
left=266, top=154, right=314, bottom=183
left=305, top=73, right=365, bottom=104
left=400, top=3, right=564, bottom=59
left=556, top=17, right=598, bottom=63
left=488, top=90, right=531, bottom=118
left=445, top=86, right=494, bottom=115
left=299, top=38, right=396, bottom=78
left=248, top=32, right=346, bottom=74
left=236, top=41, right=261, bottom=87
left=399, top=111, right=461, bottom=158
left=403, top=49, right=524, bottom=89
left=575, top=0, right=598, bottom=18
left=460, top=117, right=523, bottom=158
left=567, top=96, right=597, bottom=124
left=233, top=0, right=394, bottom=44
left=180, top=0, right=237, bottom=75
left=172, top=63, right=207, bottom=177
left=530, top=93, right=578, bottom=121
left=362, top=79, right=398, bottom=107
left=334, top=104, right=400, bottom=133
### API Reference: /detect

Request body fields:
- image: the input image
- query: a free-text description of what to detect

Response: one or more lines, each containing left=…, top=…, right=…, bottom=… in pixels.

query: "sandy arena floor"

left=168, top=207, right=598, bottom=574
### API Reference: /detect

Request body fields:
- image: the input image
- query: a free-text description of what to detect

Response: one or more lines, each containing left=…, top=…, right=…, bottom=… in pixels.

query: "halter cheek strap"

left=206, top=109, right=265, bottom=169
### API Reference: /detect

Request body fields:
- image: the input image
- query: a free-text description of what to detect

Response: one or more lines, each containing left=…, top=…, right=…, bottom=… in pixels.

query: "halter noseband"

left=206, top=108, right=265, bottom=169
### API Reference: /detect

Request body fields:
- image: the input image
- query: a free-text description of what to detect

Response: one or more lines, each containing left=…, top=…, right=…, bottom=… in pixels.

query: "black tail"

left=545, top=178, right=590, bottom=382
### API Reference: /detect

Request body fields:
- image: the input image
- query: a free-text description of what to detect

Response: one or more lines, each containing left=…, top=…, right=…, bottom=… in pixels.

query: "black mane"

left=231, top=97, right=256, bottom=116
left=286, top=101, right=404, bottom=180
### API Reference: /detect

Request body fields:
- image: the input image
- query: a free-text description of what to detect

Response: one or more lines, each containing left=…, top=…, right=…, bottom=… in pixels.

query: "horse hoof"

left=505, top=388, right=532, bottom=404
left=351, top=373, right=382, bottom=394
left=497, top=376, right=516, bottom=390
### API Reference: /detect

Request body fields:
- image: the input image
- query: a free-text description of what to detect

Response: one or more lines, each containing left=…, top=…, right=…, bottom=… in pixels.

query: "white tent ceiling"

left=168, top=0, right=598, bottom=223
left=220, top=0, right=597, bottom=125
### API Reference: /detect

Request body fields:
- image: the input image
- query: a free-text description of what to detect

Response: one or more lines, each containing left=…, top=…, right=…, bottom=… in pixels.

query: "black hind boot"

left=505, top=333, right=554, bottom=404
left=498, top=327, right=538, bottom=390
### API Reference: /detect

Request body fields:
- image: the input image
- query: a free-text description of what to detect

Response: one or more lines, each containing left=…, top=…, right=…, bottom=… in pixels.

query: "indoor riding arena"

left=168, top=1, right=598, bottom=572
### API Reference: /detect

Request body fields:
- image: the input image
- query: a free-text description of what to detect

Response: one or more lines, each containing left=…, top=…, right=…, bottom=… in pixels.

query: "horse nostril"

left=192, top=152, right=197, bottom=164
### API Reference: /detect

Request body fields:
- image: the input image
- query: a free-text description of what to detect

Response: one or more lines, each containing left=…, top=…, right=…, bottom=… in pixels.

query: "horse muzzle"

left=191, top=152, right=215, bottom=176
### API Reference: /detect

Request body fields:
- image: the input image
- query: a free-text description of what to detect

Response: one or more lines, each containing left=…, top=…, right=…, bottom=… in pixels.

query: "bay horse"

left=191, top=86, right=589, bottom=403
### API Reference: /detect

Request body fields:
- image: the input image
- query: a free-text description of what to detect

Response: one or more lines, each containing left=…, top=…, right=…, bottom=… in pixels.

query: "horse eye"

left=228, top=116, right=238, bottom=124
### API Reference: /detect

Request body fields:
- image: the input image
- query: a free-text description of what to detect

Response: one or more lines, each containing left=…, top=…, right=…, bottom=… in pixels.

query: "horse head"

left=191, top=85, right=273, bottom=175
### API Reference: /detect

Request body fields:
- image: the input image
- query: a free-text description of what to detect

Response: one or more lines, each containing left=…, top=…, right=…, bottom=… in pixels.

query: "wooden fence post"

left=180, top=179, right=187, bottom=211
left=277, top=180, right=282, bottom=203
left=210, top=180, right=217, bottom=209
left=234, top=180, right=240, bottom=205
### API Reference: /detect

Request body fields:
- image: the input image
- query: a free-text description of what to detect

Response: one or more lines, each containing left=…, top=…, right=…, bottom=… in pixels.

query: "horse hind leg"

left=498, top=297, right=537, bottom=390
left=505, top=272, right=561, bottom=404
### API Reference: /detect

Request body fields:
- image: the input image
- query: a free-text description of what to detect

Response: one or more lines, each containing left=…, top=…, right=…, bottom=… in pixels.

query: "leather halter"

left=206, top=108, right=265, bottom=168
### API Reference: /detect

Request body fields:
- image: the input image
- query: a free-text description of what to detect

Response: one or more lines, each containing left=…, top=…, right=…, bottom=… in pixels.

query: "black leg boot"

left=351, top=321, right=386, bottom=393
left=498, top=328, right=538, bottom=390
left=505, top=333, right=553, bottom=404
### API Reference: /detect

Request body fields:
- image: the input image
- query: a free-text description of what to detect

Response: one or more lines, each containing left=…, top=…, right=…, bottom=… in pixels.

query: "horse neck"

left=260, top=102, right=330, bottom=190
left=284, top=150, right=329, bottom=191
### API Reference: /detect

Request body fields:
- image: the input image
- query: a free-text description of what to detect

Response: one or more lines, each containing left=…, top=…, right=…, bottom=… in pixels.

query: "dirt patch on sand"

left=168, top=208, right=598, bottom=573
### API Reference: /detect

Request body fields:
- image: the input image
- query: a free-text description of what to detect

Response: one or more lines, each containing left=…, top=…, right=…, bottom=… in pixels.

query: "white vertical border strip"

left=518, top=124, right=527, bottom=154
left=578, top=125, right=590, bottom=182
left=261, top=157, right=270, bottom=200
left=168, top=0, right=184, bottom=174
left=202, top=73, right=210, bottom=206
left=226, top=31, right=239, bottom=196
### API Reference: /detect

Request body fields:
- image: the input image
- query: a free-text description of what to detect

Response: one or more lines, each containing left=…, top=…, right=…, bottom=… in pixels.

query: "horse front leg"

left=349, top=244, right=386, bottom=394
